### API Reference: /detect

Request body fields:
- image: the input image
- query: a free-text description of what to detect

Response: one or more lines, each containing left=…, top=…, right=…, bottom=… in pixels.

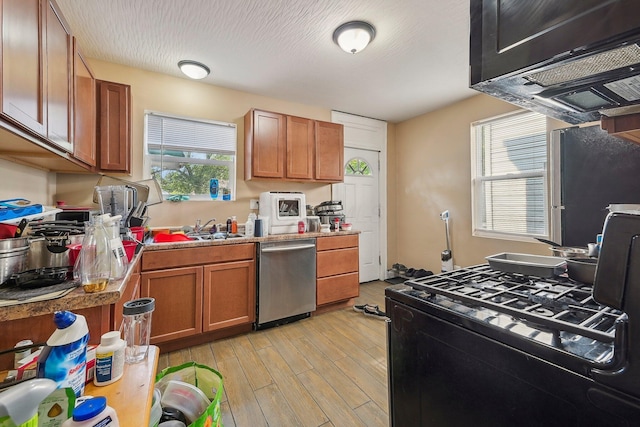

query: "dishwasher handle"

left=261, top=243, right=316, bottom=253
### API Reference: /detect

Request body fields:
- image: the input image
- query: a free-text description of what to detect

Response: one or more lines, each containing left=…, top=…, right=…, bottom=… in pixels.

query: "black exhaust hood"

left=470, top=0, right=640, bottom=125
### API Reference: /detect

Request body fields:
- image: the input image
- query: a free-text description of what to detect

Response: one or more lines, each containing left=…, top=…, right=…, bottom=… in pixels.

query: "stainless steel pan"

left=535, top=238, right=590, bottom=258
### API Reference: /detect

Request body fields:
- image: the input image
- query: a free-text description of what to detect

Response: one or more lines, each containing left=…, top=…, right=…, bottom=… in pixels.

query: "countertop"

left=0, top=250, right=142, bottom=322
left=84, top=346, right=159, bottom=426
left=143, top=229, right=360, bottom=251
left=0, top=231, right=359, bottom=322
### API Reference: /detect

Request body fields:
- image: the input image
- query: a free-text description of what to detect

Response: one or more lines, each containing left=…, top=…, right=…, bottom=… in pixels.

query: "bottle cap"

left=53, top=311, right=76, bottom=329
left=100, top=330, right=122, bottom=346
left=73, top=396, right=107, bottom=421
left=123, top=297, right=155, bottom=315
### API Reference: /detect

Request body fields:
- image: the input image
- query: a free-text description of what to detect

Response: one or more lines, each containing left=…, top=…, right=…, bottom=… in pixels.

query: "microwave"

left=258, top=192, right=306, bottom=234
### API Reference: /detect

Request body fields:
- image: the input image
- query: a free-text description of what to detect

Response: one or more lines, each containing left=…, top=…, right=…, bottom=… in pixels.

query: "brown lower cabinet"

left=0, top=257, right=140, bottom=371
left=316, top=234, right=360, bottom=307
left=140, top=244, right=256, bottom=347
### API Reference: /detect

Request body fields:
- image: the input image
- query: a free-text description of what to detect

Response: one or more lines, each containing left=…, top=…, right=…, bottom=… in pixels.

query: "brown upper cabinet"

left=286, top=115, right=314, bottom=180
left=45, top=0, right=73, bottom=152
left=1, top=0, right=48, bottom=137
left=244, top=108, right=344, bottom=183
left=315, top=120, right=344, bottom=182
left=73, top=42, right=96, bottom=167
left=96, top=80, right=131, bottom=173
left=244, top=109, right=286, bottom=179
left=0, top=0, right=131, bottom=173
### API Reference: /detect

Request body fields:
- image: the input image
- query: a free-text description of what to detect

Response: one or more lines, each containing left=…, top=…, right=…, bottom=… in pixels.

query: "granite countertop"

left=0, top=251, right=142, bottom=322
left=143, top=230, right=360, bottom=251
left=1, top=230, right=359, bottom=321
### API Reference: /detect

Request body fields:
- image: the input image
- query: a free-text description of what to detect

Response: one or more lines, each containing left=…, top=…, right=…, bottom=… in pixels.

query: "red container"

left=67, top=243, right=82, bottom=268
left=122, top=241, right=137, bottom=262
left=130, top=226, right=145, bottom=242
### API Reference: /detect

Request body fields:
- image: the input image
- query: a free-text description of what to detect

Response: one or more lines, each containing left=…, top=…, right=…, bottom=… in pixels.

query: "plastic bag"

left=155, top=361, right=224, bottom=427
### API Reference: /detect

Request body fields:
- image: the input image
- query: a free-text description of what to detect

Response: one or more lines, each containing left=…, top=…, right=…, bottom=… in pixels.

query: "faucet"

left=194, top=218, right=216, bottom=233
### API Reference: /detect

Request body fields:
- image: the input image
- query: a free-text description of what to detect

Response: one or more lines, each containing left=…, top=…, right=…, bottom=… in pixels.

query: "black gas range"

left=385, top=212, right=640, bottom=427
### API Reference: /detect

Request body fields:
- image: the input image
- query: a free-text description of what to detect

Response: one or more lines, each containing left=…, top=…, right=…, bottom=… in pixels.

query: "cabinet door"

left=1, top=0, right=47, bottom=135
left=111, top=271, right=140, bottom=332
left=286, top=115, right=314, bottom=180
left=97, top=80, right=131, bottom=172
left=73, top=41, right=96, bottom=166
left=141, top=266, right=203, bottom=343
left=203, top=260, right=255, bottom=331
left=45, top=0, right=72, bottom=152
left=245, top=109, right=285, bottom=179
left=315, top=121, right=344, bottom=182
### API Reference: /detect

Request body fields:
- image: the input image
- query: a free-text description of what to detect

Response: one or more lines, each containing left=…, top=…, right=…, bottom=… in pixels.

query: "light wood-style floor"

left=158, top=280, right=389, bottom=427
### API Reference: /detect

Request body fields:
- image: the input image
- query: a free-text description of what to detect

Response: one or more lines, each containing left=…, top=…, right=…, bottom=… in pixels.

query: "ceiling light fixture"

left=332, top=21, right=376, bottom=54
left=178, top=60, right=210, bottom=79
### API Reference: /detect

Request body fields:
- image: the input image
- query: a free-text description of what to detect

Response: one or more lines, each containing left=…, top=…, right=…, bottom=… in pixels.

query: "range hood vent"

left=470, top=0, right=640, bottom=125
left=525, top=44, right=640, bottom=87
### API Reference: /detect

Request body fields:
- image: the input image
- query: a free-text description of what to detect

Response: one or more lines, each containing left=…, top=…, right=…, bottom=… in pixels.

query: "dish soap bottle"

left=231, top=216, right=238, bottom=233
left=245, top=216, right=254, bottom=237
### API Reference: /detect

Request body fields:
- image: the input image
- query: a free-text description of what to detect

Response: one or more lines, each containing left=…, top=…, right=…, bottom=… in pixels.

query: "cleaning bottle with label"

left=94, top=331, right=125, bottom=386
left=0, top=378, right=56, bottom=427
left=37, top=311, right=90, bottom=397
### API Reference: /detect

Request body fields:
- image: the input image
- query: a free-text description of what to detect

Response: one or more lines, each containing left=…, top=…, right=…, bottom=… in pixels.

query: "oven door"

left=386, top=298, right=640, bottom=427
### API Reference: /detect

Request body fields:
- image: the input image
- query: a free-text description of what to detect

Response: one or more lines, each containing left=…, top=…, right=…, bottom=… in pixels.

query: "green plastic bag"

left=155, top=361, right=224, bottom=427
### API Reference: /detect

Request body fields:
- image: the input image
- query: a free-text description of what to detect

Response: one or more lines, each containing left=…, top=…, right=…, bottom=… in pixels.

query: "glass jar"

left=80, top=216, right=111, bottom=293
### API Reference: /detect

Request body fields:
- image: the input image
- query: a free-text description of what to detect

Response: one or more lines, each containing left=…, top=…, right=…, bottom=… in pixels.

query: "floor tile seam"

left=296, top=369, right=361, bottom=426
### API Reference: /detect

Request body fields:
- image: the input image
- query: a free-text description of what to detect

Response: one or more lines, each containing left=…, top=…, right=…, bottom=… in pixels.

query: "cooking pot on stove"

left=0, top=238, right=29, bottom=284
left=27, top=234, right=84, bottom=269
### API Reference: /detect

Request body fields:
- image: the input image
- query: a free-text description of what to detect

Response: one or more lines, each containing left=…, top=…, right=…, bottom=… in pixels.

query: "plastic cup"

left=122, top=298, right=155, bottom=364
left=122, top=241, right=137, bottom=262
left=130, top=226, right=145, bottom=242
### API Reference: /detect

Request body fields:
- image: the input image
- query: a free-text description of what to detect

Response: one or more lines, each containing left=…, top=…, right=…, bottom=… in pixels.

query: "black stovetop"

left=387, top=265, right=624, bottom=364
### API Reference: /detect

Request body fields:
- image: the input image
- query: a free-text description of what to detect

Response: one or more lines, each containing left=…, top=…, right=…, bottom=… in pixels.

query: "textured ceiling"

left=55, top=0, right=475, bottom=123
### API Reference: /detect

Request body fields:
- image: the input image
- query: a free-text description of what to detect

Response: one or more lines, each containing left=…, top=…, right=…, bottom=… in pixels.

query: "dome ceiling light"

left=178, top=60, right=210, bottom=79
left=332, top=21, right=376, bottom=54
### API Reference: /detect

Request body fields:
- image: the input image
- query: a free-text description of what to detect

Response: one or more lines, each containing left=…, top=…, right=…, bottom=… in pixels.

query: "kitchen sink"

left=186, top=232, right=246, bottom=240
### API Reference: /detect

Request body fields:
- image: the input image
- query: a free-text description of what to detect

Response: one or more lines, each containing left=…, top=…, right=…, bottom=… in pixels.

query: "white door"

left=335, top=147, right=380, bottom=282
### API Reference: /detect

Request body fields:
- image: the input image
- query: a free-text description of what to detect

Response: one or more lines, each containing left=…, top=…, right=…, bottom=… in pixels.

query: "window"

left=144, top=112, right=237, bottom=201
left=471, top=111, right=548, bottom=240
left=345, top=157, right=373, bottom=176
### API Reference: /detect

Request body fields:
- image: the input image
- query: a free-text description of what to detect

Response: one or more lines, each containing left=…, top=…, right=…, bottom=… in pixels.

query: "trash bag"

left=155, top=361, right=223, bottom=427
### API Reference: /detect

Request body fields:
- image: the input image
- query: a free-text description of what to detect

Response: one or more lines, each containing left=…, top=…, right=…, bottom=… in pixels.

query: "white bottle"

left=62, top=396, right=119, bottom=427
left=245, top=216, right=254, bottom=237
left=94, top=331, right=125, bottom=386
left=37, top=311, right=89, bottom=397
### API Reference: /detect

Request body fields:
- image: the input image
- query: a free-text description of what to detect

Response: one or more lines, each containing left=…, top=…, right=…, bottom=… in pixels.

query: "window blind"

left=147, top=113, right=236, bottom=154
left=473, top=111, right=547, bottom=237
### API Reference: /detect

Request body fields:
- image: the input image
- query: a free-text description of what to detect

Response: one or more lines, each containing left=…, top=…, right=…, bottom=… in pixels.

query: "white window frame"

left=471, top=110, right=549, bottom=242
left=143, top=111, right=237, bottom=202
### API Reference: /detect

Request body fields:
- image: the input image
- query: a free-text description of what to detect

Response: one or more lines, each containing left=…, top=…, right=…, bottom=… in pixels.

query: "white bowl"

left=160, top=380, right=210, bottom=423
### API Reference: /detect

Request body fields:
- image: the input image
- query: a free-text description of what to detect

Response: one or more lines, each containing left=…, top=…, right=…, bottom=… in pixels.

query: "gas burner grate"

left=405, top=264, right=622, bottom=344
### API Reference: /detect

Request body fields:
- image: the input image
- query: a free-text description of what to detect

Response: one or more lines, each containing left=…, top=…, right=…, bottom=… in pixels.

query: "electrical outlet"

left=250, top=199, right=259, bottom=210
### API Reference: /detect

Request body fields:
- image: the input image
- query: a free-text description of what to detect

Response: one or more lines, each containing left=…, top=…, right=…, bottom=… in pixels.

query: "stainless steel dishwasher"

left=256, top=238, right=316, bottom=329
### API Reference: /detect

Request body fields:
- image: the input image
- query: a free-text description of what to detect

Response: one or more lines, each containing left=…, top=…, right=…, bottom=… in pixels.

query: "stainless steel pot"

left=0, top=246, right=29, bottom=284
left=27, top=234, right=84, bottom=269
left=0, top=236, right=30, bottom=251
left=566, top=257, right=598, bottom=285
